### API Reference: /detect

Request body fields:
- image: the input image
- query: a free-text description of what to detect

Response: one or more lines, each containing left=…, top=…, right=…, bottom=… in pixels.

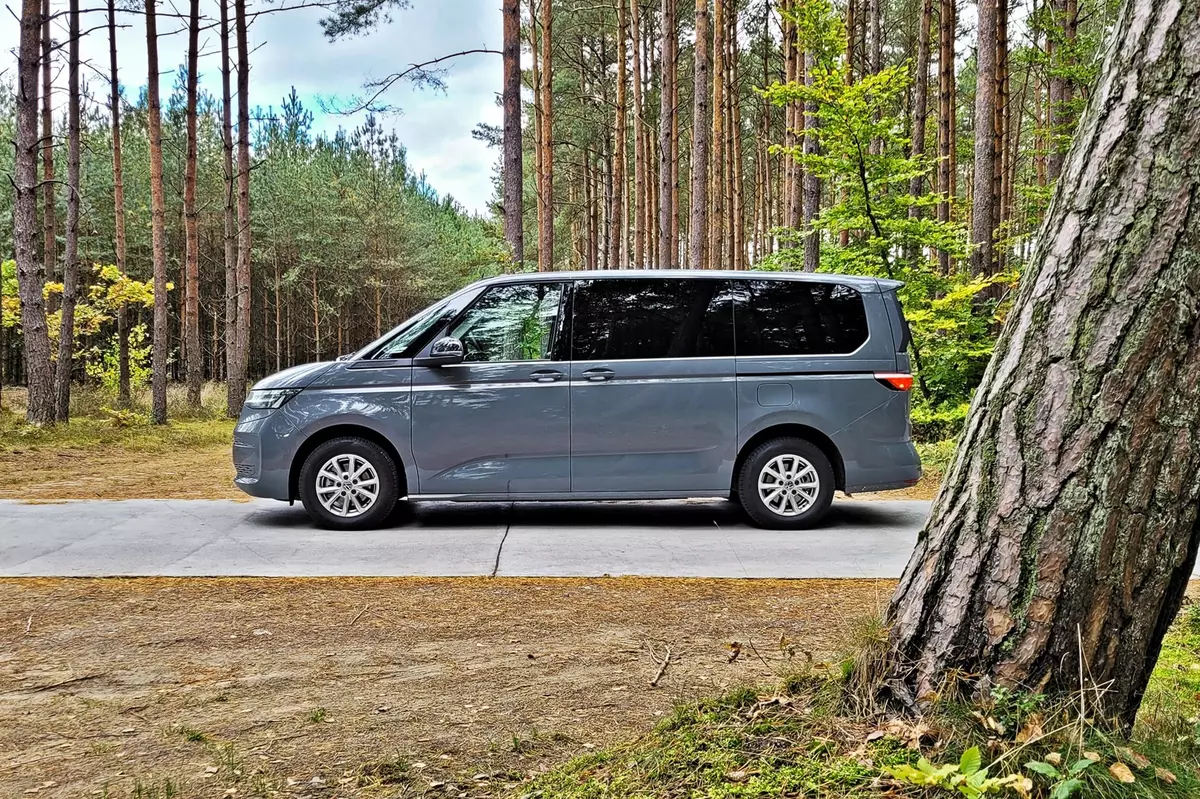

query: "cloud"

left=3, top=0, right=502, bottom=213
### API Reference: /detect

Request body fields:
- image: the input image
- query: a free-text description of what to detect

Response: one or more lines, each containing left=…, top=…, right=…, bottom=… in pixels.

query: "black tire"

left=299, top=436, right=400, bottom=530
left=736, top=437, right=835, bottom=529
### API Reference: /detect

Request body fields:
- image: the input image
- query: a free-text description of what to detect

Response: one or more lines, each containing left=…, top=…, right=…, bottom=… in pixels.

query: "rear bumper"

left=842, top=440, right=922, bottom=495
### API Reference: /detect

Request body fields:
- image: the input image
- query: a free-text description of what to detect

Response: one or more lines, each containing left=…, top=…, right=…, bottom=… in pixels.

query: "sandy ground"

left=0, top=445, right=245, bottom=501
left=0, top=577, right=893, bottom=798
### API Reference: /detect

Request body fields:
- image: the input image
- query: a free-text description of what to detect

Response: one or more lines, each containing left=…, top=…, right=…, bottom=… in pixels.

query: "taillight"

left=875, top=372, right=914, bottom=391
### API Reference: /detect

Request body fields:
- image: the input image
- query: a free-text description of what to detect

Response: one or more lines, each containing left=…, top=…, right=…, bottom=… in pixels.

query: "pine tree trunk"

left=802, top=49, right=820, bottom=273
left=539, top=0, right=554, bottom=271
left=657, top=0, right=676, bottom=269
left=108, top=0, right=130, bottom=407
left=970, top=0, right=997, bottom=277
left=146, top=0, right=169, bottom=424
left=231, top=0, right=253, bottom=410
left=708, top=0, right=725, bottom=267
left=631, top=0, right=645, bottom=269
left=531, top=1, right=543, bottom=268
left=53, top=0, right=80, bottom=423
left=611, top=0, right=627, bottom=270
left=687, top=0, right=710, bottom=270
left=502, top=0, right=525, bottom=264
left=910, top=0, right=932, bottom=220
left=885, top=0, right=1200, bottom=730
left=1047, top=0, right=1078, bottom=182
left=183, top=0, right=202, bottom=408
left=14, top=0, right=55, bottom=425
left=220, top=0, right=238, bottom=415
left=40, top=0, right=55, bottom=286
left=937, top=0, right=955, bottom=273
left=993, top=0, right=1009, bottom=273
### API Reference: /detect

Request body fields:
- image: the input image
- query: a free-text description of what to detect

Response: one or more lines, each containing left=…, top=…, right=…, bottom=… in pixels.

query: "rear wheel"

left=299, top=437, right=399, bottom=529
left=736, top=437, right=835, bottom=529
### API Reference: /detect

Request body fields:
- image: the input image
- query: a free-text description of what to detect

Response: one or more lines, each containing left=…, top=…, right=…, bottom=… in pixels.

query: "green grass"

left=517, top=616, right=1200, bottom=799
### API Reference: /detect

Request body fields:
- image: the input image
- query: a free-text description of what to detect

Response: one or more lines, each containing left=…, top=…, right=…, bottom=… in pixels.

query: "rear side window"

left=734, top=279, right=868, bottom=356
left=571, top=279, right=735, bottom=360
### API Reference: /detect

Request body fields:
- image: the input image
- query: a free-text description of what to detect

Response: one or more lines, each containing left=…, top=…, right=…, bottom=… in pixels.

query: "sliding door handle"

left=581, top=368, right=615, bottom=382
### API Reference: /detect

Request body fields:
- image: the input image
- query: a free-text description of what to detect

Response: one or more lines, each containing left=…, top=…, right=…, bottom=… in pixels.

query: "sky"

left=2, top=0, right=504, bottom=214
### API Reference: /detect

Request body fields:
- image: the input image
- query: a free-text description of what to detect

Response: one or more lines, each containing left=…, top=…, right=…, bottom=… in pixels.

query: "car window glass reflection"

left=449, top=283, right=563, bottom=363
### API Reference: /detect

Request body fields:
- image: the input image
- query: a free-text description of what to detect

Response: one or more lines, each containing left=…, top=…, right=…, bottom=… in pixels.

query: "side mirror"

left=415, top=336, right=465, bottom=367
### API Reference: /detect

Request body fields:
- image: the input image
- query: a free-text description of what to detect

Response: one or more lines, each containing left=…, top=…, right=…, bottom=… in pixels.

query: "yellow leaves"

left=1108, top=762, right=1135, bottom=783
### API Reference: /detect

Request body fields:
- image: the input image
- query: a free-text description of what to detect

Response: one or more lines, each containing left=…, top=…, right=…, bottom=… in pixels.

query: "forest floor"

left=1, top=577, right=895, bottom=799
left=0, top=387, right=945, bottom=502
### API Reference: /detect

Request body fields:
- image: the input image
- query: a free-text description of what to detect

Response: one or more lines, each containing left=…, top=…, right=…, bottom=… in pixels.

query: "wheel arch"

left=289, top=424, right=407, bottom=502
left=732, top=424, right=846, bottom=494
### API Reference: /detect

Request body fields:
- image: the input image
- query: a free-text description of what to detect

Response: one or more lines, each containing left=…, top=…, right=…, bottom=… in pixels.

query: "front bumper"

left=232, top=406, right=300, bottom=500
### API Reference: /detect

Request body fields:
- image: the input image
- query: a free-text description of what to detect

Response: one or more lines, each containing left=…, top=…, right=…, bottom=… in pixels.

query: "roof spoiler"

left=876, top=278, right=905, bottom=292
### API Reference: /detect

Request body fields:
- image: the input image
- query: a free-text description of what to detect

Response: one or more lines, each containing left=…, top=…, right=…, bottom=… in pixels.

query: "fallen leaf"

left=1015, top=713, right=1044, bottom=743
left=1044, top=752, right=1062, bottom=766
left=727, top=642, right=742, bottom=663
left=1109, top=762, right=1136, bottom=783
left=1155, top=767, right=1177, bottom=784
left=726, top=770, right=747, bottom=782
left=1117, top=747, right=1150, bottom=769
left=1083, top=751, right=1101, bottom=762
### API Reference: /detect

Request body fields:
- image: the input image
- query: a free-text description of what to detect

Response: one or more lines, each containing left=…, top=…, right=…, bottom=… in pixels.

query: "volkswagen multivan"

left=233, top=271, right=921, bottom=529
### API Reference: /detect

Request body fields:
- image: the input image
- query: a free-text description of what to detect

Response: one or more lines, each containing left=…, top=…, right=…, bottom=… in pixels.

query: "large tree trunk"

left=146, top=0, right=169, bottom=425
left=970, top=0, right=997, bottom=277
left=687, top=0, right=710, bottom=270
left=108, top=0, right=130, bottom=407
left=228, top=0, right=253, bottom=413
left=657, top=0, right=676, bottom=269
left=630, top=0, right=645, bottom=269
left=910, top=0, right=932, bottom=219
left=220, top=0, right=238, bottom=416
left=708, top=0, right=724, bottom=267
left=801, top=48, right=820, bottom=273
left=54, top=0, right=80, bottom=423
left=14, top=0, right=55, bottom=425
left=886, top=0, right=1200, bottom=730
left=183, top=0, right=202, bottom=407
left=539, top=0, right=553, bottom=272
left=40, top=0, right=55, bottom=286
left=501, top=0, right=524, bottom=264
left=610, top=0, right=626, bottom=270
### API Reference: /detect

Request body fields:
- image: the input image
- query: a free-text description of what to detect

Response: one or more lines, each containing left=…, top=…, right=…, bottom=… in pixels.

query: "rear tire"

left=736, top=437, right=835, bottom=529
left=299, top=436, right=399, bottom=530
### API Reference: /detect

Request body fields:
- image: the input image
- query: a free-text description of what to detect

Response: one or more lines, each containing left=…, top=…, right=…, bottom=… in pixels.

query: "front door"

left=568, top=278, right=738, bottom=493
left=410, top=281, right=570, bottom=496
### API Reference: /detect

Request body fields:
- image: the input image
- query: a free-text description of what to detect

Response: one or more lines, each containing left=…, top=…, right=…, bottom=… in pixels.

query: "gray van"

left=233, top=271, right=920, bottom=529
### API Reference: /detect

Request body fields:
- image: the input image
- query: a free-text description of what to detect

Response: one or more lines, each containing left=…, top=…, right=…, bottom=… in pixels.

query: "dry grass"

left=0, top=577, right=895, bottom=798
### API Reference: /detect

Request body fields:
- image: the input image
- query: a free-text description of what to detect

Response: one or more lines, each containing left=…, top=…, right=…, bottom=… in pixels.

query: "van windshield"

left=368, top=300, right=454, bottom=359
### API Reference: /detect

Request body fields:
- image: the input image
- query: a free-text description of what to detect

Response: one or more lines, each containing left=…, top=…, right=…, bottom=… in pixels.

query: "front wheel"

left=736, top=437, right=835, bottom=529
left=299, top=437, right=400, bottom=529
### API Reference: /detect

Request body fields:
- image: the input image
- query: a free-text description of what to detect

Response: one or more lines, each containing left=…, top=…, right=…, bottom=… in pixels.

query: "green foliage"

left=1, top=260, right=17, bottom=329
left=885, top=747, right=1029, bottom=797
left=1024, top=756, right=1094, bottom=799
left=86, top=323, right=153, bottom=396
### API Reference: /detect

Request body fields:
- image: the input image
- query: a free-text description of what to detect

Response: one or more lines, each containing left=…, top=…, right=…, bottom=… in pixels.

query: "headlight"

left=244, top=388, right=301, bottom=409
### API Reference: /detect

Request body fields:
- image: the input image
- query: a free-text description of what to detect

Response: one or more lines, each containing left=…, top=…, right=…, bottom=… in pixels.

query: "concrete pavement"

left=0, top=498, right=930, bottom=578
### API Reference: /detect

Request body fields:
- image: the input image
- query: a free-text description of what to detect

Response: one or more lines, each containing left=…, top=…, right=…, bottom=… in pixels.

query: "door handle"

left=529, top=369, right=565, bottom=383
left=582, top=368, right=615, bottom=382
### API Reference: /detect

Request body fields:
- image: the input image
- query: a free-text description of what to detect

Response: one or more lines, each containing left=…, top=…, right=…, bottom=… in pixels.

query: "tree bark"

left=108, top=0, right=130, bottom=407
left=53, top=0, right=80, bottom=423
left=631, top=0, right=645, bottom=269
left=539, top=0, right=553, bottom=272
left=220, top=0, right=238, bottom=416
left=40, top=0, right=55, bottom=286
left=183, top=0, right=202, bottom=407
left=14, top=0, right=55, bottom=425
left=708, top=0, right=725, bottom=267
left=146, top=0, right=169, bottom=424
left=229, top=0, right=253, bottom=412
left=910, top=0, right=932, bottom=219
left=657, top=0, right=676, bottom=269
left=885, top=0, right=1200, bottom=730
left=611, top=0, right=627, bottom=269
left=502, top=0, right=525, bottom=264
left=687, top=0, right=711, bottom=270
left=970, top=0, right=997, bottom=277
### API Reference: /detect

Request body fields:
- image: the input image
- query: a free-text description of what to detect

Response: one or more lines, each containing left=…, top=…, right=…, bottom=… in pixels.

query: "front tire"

left=299, top=437, right=399, bottom=530
left=736, top=437, right=835, bottom=529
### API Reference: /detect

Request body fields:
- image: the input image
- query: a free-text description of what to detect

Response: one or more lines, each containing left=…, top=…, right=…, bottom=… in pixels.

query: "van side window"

left=734, top=280, right=868, bottom=356
left=448, top=282, right=564, bottom=362
left=571, top=279, right=735, bottom=361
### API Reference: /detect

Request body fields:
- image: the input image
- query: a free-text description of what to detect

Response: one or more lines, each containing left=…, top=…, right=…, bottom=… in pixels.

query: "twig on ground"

left=745, top=639, right=772, bottom=669
left=27, top=673, right=105, bottom=693
left=349, top=604, right=371, bottom=626
left=25, top=615, right=32, bottom=634
left=647, top=643, right=673, bottom=688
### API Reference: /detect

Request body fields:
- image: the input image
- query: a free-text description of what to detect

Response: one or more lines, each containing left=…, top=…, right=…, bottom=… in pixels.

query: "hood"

left=251, top=361, right=335, bottom=391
